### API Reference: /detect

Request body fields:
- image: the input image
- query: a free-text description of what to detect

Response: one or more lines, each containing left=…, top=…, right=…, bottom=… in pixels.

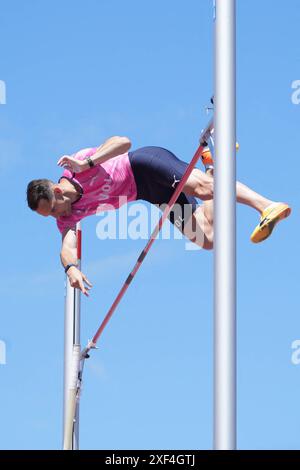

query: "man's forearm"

left=83, top=136, right=131, bottom=169
left=60, top=246, right=78, bottom=269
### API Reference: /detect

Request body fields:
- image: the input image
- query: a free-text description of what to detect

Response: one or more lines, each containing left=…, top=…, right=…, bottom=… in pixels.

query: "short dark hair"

left=26, top=179, right=54, bottom=210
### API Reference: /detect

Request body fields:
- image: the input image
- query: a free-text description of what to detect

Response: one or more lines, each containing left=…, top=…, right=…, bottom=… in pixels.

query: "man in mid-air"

left=26, top=136, right=291, bottom=296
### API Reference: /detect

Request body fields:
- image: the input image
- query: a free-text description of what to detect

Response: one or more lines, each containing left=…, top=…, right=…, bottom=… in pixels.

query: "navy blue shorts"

left=128, top=146, right=198, bottom=232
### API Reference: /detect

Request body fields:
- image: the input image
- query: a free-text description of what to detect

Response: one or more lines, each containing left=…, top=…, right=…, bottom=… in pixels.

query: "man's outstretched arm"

left=57, top=136, right=131, bottom=172
left=61, top=228, right=92, bottom=296
left=90, top=135, right=131, bottom=166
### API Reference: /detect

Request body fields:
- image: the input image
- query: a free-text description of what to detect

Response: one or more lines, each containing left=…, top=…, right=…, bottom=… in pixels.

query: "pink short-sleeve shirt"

left=56, top=147, right=137, bottom=234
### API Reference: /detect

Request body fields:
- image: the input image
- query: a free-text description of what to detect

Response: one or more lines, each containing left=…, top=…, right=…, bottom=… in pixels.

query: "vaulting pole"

left=214, top=0, right=237, bottom=450
left=63, top=223, right=82, bottom=450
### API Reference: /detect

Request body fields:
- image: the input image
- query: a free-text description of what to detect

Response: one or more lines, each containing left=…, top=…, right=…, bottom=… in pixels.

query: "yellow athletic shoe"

left=250, top=202, right=291, bottom=243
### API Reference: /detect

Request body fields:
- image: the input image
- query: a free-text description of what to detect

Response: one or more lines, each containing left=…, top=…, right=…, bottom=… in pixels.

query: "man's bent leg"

left=182, top=205, right=214, bottom=250
left=183, top=169, right=291, bottom=244
left=184, top=168, right=274, bottom=213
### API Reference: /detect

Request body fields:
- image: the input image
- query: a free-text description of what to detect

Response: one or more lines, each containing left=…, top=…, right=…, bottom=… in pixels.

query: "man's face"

left=36, top=187, right=72, bottom=219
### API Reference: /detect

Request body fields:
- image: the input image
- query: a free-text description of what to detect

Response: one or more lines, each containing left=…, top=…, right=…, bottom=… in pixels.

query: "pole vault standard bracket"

left=205, top=96, right=215, bottom=115
left=199, top=119, right=214, bottom=147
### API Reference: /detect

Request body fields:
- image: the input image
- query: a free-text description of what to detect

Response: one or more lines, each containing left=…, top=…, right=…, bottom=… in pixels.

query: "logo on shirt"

left=88, top=175, right=113, bottom=201
left=172, top=175, right=181, bottom=189
left=97, top=176, right=113, bottom=200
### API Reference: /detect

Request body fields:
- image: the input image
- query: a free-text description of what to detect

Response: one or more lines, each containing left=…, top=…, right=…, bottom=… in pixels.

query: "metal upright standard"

left=214, top=0, right=237, bottom=450
left=63, top=223, right=82, bottom=450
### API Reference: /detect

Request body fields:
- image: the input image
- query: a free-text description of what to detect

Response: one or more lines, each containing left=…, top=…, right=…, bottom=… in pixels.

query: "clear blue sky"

left=0, top=0, right=299, bottom=450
